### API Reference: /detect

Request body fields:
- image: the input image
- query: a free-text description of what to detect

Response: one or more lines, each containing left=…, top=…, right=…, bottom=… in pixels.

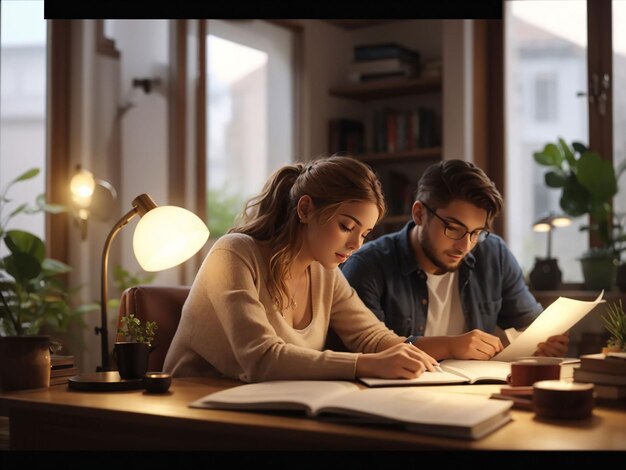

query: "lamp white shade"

left=132, top=206, right=209, bottom=271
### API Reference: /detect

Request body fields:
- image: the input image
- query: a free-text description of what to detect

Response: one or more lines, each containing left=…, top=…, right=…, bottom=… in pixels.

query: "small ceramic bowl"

left=143, top=372, right=172, bottom=394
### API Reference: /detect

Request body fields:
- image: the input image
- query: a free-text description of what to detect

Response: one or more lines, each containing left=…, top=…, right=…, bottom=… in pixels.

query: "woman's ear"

left=412, top=201, right=425, bottom=226
left=297, top=195, right=314, bottom=223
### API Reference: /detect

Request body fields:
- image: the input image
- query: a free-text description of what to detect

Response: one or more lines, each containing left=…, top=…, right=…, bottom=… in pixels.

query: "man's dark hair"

left=415, top=159, right=503, bottom=226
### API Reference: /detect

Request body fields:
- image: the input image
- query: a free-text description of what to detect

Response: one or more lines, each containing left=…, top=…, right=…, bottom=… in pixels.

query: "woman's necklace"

left=288, top=269, right=308, bottom=310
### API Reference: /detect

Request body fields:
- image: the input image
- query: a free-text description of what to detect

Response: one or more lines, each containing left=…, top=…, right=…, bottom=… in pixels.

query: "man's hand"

left=447, top=329, right=504, bottom=360
left=534, top=332, right=570, bottom=357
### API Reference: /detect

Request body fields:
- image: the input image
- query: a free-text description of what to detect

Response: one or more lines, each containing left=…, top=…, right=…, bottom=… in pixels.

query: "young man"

left=340, top=159, right=569, bottom=360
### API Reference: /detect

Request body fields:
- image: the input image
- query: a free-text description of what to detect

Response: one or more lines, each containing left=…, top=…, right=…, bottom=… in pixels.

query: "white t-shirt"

left=424, top=271, right=467, bottom=336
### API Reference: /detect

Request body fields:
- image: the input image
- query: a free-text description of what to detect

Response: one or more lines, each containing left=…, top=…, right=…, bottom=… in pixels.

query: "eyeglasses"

left=421, top=202, right=490, bottom=243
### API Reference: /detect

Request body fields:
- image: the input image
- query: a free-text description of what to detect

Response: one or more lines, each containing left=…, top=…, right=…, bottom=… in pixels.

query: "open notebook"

left=190, top=380, right=513, bottom=440
left=360, top=359, right=511, bottom=387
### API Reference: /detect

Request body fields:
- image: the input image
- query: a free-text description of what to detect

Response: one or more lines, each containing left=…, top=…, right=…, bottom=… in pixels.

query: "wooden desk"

left=1, top=377, right=625, bottom=451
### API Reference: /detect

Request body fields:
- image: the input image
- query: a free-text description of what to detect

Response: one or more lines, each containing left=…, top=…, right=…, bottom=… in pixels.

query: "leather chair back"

left=117, top=285, right=191, bottom=371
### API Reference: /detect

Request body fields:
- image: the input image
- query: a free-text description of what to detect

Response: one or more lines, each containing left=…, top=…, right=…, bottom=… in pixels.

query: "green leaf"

left=559, top=176, right=589, bottom=217
left=545, top=171, right=567, bottom=188
left=13, top=168, right=40, bottom=183
left=576, top=152, right=617, bottom=203
left=35, top=194, right=67, bottom=214
left=41, top=258, right=72, bottom=275
left=558, top=138, right=577, bottom=168
left=571, top=141, right=588, bottom=154
left=4, top=230, right=46, bottom=263
left=533, top=143, right=563, bottom=167
left=8, top=203, right=29, bottom=218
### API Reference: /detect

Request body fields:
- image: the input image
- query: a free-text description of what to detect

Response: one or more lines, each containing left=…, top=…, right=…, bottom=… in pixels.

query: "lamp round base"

left=529, top=258, right=562, bottom=291
left=68, top=371, right=144, bottom=391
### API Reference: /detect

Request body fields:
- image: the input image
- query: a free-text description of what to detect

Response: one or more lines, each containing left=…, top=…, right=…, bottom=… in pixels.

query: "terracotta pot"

left=0, top=335, right=51, bottom=391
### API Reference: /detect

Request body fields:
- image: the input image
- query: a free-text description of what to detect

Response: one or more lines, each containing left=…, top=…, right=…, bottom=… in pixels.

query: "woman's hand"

left=355, top=342, right=439, bottom=379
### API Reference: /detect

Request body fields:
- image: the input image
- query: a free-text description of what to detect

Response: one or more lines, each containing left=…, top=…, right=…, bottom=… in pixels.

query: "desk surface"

left=1, top=377, right=625, bottom=450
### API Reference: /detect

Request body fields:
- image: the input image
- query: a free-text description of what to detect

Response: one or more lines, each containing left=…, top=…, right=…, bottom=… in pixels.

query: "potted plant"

left=601, top=300, right=626, bottom=354
left=114, top=313, right=158, bottom=380
left=0, top=168, right=96, bottom=391
left=533, top=139, right=626, bottom=290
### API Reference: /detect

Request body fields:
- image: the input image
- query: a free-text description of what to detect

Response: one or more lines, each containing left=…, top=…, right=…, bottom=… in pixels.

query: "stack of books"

left=573, top=352, right=626, bottom=401
left=50, top=354, right=78, bottom=386
left=346, top=43, right=421, bottom=83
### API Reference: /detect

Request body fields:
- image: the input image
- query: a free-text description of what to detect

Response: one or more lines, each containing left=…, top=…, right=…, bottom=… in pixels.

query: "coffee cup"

left=506, top=357, right=562, bottom=387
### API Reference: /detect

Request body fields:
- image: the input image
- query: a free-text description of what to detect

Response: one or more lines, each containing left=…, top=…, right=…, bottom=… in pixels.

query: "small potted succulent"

left=601, top=300, right=626, bottom=354
left=114, top=313, right=158, bottom=380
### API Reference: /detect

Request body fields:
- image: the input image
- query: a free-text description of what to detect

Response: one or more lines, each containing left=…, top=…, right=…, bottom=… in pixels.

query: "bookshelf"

left=328, top=74, right=443, bottom=238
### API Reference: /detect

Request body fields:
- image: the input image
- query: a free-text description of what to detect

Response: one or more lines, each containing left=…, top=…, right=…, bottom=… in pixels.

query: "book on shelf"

left=573, top=368, right=626, bottom=386
left=370, top=106, right=439, bottom=154
left=348, top=57, right=420, bottom=75
left=354, top=42, right=420, bottom=64
left=579, top=352, right=626, bottom=375
left=190, top=380, right=513, bottom=440
left=348, top=68, right=418, bottom=83
left=328, top=118, right=364, bottom=155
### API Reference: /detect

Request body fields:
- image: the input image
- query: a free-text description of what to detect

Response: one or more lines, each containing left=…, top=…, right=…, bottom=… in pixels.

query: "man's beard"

left=419, top=229, right=464, bottom=274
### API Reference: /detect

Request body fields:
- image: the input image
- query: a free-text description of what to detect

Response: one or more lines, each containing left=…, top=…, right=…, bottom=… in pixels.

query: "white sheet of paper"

left=492, top=291, right=605, bottom=362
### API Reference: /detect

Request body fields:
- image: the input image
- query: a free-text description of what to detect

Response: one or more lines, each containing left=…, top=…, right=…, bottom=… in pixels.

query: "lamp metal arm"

left=96, top=206, right=139, bottom=371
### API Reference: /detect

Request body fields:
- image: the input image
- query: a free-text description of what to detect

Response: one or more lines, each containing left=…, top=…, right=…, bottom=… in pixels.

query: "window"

left=0, top=0, right=47, bottom=257
left=505, top=0, right=589, bottom=282
left=613, top=1, right=626, bottom=223
left=534, top=73, right=557, bottom=121
left=205, top=20, right=295, bottom=238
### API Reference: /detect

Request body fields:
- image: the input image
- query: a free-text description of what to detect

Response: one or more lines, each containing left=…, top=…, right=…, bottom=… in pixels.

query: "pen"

left=404, top=335, right=444, bottom=373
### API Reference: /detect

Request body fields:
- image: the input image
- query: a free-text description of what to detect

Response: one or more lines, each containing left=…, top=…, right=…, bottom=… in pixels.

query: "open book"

left=190, top=380, right=513, bottom=440
left=360, top=359, right=511, bottom=387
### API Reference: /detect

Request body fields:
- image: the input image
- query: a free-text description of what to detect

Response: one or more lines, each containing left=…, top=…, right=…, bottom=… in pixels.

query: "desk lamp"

left=529, top=213, right=571, bottom=290
left=69, top=193, right=209, bottom=391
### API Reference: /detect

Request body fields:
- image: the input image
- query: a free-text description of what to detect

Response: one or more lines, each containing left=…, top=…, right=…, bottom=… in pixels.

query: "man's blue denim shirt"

left=340, top=221, right=543, bottom=338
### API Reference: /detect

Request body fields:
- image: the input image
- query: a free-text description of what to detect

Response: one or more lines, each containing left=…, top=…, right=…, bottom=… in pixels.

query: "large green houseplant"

left=0, top=168, right=96, bottom=390
left=533, top=139, right=626, bottom=290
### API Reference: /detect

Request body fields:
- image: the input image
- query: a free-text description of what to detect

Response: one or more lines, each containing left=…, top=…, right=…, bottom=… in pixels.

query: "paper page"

left=359, top=370, right=469, bottom=387
left=318, top=387, right=513, bottom=436
left=492, top=292, right=605, bottom=362
left=189, top=380, right=359, bottom=415
left=440, top=360, right=511, bottom=383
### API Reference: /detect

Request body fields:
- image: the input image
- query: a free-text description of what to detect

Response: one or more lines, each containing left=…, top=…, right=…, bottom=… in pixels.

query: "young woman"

left=164, top=156, right=438, bottom=383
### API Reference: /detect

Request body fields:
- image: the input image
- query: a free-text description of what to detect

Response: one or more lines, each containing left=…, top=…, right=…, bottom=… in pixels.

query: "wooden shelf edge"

left=380, top=214, right=411, bottom=225
left=354, top=147, right=442, bottom=164
left=329, top=76, right=442, bottom=101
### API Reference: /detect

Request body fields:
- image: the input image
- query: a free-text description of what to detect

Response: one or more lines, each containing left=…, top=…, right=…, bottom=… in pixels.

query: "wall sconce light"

left=68, top=193, right=209, bottom=391
left=69, top=165, right=117, bottom=239
left=529, top=213, right=572, bottom=291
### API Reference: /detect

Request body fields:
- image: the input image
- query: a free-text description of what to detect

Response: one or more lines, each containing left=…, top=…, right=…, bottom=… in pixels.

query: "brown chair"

left=117, top=285, right=190, bottom=372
